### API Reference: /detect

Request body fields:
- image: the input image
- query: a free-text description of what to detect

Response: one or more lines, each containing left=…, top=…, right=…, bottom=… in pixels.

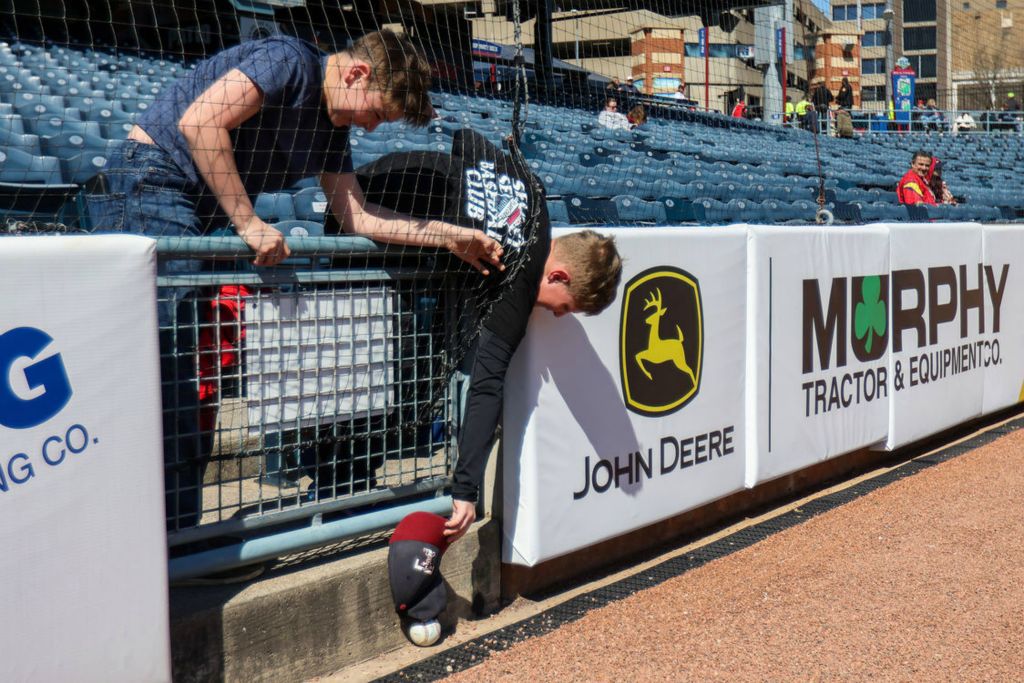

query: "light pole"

left=572, top=9, right=580, bottom=66
left=882, top=6, right=895, bottom=111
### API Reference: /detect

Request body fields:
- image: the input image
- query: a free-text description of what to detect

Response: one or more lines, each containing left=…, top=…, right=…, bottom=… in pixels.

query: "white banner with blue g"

left=0, top=235, right=169, bottom=682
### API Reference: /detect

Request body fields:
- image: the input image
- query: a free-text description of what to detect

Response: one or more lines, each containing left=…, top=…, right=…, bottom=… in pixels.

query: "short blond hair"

left=347, top=30, right=433, bottom=126
left=554, top=230, right=622, bottom=315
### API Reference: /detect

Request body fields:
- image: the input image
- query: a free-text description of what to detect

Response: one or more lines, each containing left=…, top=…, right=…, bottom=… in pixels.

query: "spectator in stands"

left=673, top=83, right=688, bottom=101
left=620, top=77, right=640, bottom=94
left=85, top=30, right=504, bottom=531
left=809, top=80, right=833, bottom=120
left=731, top=98, right=747, bottom=119
left=921, top=98, right=944, bottom=131
left=896, top=150, right=938, bottom=206
left=955, top=111, right=977, bottom=132
left=627, top=104, right=647, bottom=127
left=834, top=104, right=854, bottom=138
left=795, top=95, right=816, bottom=132
left=837, top=76, right=854, bottom=110
left=597, top=97, right=631, bottom=130
left=927, top=157, right=957, bottom=205
left=992, top=101, right=1019, bottom=131
left=1005, top=94, right=1023, bottom=131
left=606, top=77, right=620, bottom=94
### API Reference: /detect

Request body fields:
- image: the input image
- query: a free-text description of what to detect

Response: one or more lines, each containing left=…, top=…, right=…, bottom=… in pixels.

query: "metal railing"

left=817, top=108, right=1024, bottom=135
left=156, top=236, right=463, bottom=580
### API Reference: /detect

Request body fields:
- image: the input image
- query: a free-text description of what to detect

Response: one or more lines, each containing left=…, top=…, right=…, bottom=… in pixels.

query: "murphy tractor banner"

left=886, top=224, right=1000, bottom=448
left=747, top=226, right=891, bottom=486
left=981, top=224, right=1024, bottom=414
left=0, top=236, right=170, bottom=682
left=502, top=228, right=747, bottom=566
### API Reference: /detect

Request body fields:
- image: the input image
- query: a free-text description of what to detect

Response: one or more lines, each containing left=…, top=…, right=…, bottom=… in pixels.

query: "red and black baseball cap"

left=388, top=511, right=451, bottom=622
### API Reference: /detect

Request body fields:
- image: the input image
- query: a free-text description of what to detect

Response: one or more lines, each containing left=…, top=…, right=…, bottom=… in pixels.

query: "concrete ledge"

left=170, top=517, right=501, bottom=683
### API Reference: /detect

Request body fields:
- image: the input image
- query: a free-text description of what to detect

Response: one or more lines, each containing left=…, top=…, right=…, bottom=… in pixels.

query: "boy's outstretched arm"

left=445, top=328, right=516, bottom=542
left=321, top=172, right=504, bottom=275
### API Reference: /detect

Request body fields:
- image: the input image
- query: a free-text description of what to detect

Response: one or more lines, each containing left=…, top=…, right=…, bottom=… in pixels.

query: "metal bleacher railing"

left=158, top=236, right=460, bottom=582
left=817, top=108, right=1024, bottom=135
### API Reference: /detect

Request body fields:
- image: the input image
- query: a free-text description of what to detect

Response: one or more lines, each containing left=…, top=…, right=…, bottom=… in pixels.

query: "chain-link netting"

left=2, top=0, right=1023, bottom=541
left=3, top=0, right=1024, bottom=232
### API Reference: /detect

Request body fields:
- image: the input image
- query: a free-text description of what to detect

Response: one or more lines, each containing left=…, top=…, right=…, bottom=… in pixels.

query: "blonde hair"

left=347, top=30, right=434, bottom=127
left=553, top=230, right=623, bottom=315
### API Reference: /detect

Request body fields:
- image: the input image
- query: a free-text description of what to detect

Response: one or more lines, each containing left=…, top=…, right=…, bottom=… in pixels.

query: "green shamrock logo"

left=854, top=276, right=886, bottom=354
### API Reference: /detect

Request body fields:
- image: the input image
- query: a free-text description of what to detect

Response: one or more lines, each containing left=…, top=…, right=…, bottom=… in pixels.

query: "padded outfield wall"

left=503, top=223, right=1023, bottom=566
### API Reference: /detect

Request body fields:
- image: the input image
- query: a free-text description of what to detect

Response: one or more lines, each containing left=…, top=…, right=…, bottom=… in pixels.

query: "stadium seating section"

left=2, top=38, right=1022, bottom=229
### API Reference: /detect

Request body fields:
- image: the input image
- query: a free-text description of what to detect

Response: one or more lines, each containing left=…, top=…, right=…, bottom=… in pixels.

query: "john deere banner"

left=747, top=226, right=890, bottom=486
left=981, top=224, right=1022, bottom=414
left=502, top=227, right=747, bottom=566
left=886, top=224, right=989, bottom=449
left=0, top=236, right=170, bottom=682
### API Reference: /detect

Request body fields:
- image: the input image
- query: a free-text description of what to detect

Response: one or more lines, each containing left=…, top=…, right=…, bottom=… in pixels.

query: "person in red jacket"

left=731, top=99, right=747, bottom=118
left=896, top=150, right=937, bottom=205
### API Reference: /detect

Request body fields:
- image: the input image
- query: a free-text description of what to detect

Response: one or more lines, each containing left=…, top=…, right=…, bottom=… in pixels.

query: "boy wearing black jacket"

left=358, top=129, right=622, bottom=542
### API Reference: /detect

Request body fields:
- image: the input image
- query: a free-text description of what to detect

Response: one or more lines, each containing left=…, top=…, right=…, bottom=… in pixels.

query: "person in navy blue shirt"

left=86, top=30, right=504, bottom=532
left=89, top=29, right=503, bottom=274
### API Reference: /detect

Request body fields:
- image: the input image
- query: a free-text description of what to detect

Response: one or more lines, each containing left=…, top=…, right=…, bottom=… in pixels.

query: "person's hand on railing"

left=236, top=218, right=292, bottom=266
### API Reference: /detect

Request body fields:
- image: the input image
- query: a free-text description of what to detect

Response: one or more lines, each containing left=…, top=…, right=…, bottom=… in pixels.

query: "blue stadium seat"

left=651, top=179, right=696, bottom=200
left=536, top=172, right=573, bottom=196
left=0, top=148, right=77, bottom=221
left=9, top=92, right=67, bottom=114
left=275, top=219, right=323, bottom=237
left=659, top=197, right=698, bottom=223
left=53, top=151, right=108, bottom=185
left=563, top=196, right=619, bottom=225
left=102, top=120, right=135, bottom=139
left=729, top=199, right=765, bottom=223
left=830, top=201, right=863, bottom=223
left=762, top=185, right=794, bottom=201
left=952, top=204, right=1002, bottom=222
left=688, top=199, right=723, bottom=223
left=119, top=97, right=153, bottom=115
left=22, top=114, right=103, bottom=139
left=612, top=195, right=667, bottom=225
left=78, top=98, right=134, bottom=128
left=0, top=127, right=41, bottom=156
left=0, top=72, right=45, bottom=95
left=0, top=148, right=67, bottom=185
left=776, top=199, right=820, bottom=223
left=688, top=180, right=736, bottom=201
left=858, top=203, right=910, bottom=223
left=293, top=187, right=329, bottom=222
left=546, top=199, right=570, bottom=225
left=350, top=137, right=387, bottom=156
left=254, top=192, right=297, bottom=223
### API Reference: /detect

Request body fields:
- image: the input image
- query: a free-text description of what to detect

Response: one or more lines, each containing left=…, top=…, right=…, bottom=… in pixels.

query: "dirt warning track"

left=379, top=418, right=1024, bottom=682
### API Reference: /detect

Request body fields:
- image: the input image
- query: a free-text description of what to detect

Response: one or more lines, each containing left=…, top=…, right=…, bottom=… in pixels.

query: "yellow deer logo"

left=634, top=288, right=697, bottom=386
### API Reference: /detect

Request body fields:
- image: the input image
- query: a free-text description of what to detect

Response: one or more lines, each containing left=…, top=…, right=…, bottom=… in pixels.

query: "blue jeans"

left=86, top=140, right=214, bottom=532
